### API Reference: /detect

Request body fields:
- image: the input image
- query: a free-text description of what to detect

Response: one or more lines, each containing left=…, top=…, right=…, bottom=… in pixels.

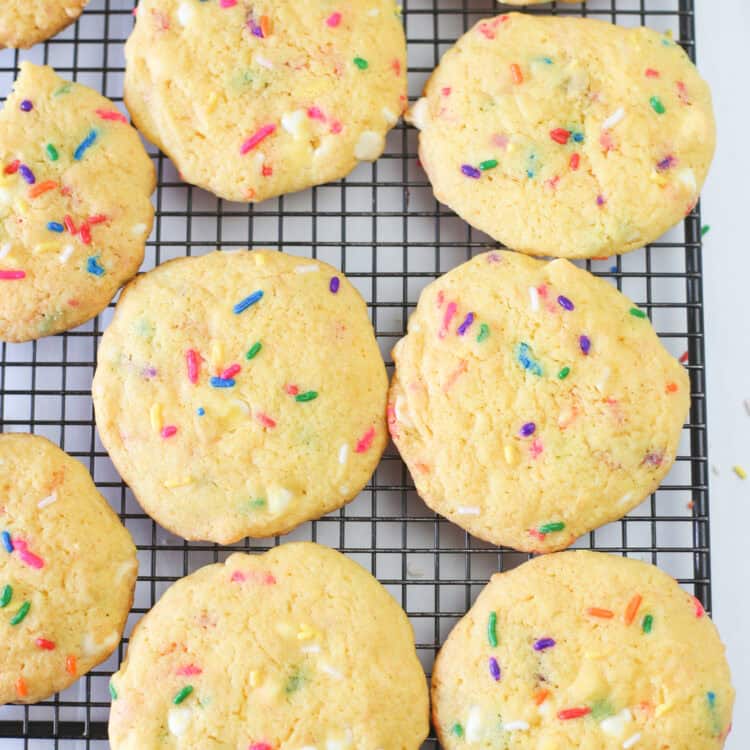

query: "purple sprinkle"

left=596, top=194, right=606, bottom=206
left=142, top=366, right=158, bottom=379
left=19, top=164, right=35, bottom=184
left=457, top=312, right=475, bottom=336
left=488, top=657, right=501, bottom=681
left=557, top=295, right=574, bottom=311
left=579, top=335, right=591, bottom=355
left=486, top=252, right=501, bottom=264
left=329, top=276, right=340, bottom=294
left=519, top=422, right=536, bottom=437
left=461, top=164, right=481, bottom=179
left=534, top=637, right=556, bottom=651
left=20, top=100, right=33, bottom=112
left=656, top=155, right=676, bottom=172
left=249, top=19, right=264, bottom=37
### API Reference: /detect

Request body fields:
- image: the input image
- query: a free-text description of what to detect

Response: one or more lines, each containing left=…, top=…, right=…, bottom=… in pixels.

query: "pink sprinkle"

left=439, top=301, right=457, bottom=338
left=231, top=571, right=246, bottom=582
left=330, top=120, right=342, bottom=134
left=436, top=290, right=445, bottom=307
left=96, top=108, right=127, bottom=123
left=645, top=68, right=660, bottom=78
left=249, top=744, right=273, bottom=750
left=232, top=570, right=276, bottom=585
left=176, top=664, right=203, bottom=676
left=11, top=538, right=44, bottom=569
left=326, top=11, right=341, bottom=27
left=307, top=106, right=325, bottom=121
left=256, top=412, right=276, bottom=429
left=537, top=283, right=548, bottom=298
left=0, top=270, right=26, bottom=280
left=355, top=426, right=376, bottom=453
left=240, top=124, right=276, bottom=155
left=186, top=349, right=201, bottom=384
left=220, top=0, right=237, bottom=6
left=528, top=529, right=546, bottom=541
left=221, top=364, right=241, bottom=380
left=693, top=595, right=705, bottom=618
left=161, top=426, right=178, bottom=439
left=285, top=384, right=299, bottom=395
left=529, top=439, right=544, bottom=459
left=492, top=134, right=509, bottom=150
left=441, top=87, right=452, bottom=96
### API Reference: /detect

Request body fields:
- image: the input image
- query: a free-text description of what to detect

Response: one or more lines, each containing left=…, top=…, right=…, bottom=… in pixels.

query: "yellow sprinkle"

left=163, top=477, right=193, bottom=489
left=210, top=341, right=224, bottom=371
left=205, top=91, right=219, bottom=114
left=665, top=29, right=674, bottom=40
left=253, top=253, right=266, bottom=266
left=13, top=199, right=29, bottom=216
left=504, top=444, right=519, bottom=466
left=249, top=669, right=263, bottom=687
left=733, top=465, right=747, bottom=480
left=150, top=403, right=163, bottom=432
left=650, top=171, right=668, bottom=187
left=655, top=702, right=673, bottom=718
left=33, top=242, right=61, bottom=255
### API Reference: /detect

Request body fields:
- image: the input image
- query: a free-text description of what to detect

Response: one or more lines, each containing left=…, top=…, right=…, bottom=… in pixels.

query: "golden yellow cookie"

left=0, top=1, right=87, bottom=48
left=432, top=551, right=734, bottom=750
left=124, top=0, right=407, bottom=203
left=388, top=251, right=689, bottom=552
left=0, top=433, right=138, bottom=704
left=0, top=63, right=156, bottom=343
left=108, top=542, right=429, bottom=749
left=408, top=13, right=715, bottom=258
left=93, top=249, right=388, bottom=544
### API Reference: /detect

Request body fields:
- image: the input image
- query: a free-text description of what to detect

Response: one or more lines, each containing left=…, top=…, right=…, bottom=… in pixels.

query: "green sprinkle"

left=451, top=722, right=464, bottom=738
left=285, top=667, right=305, bottom=694
left=650, top=96, right=666, bottom=114
left=590, top=698, right=615, bottom=721
left=558, top=366, right=570, bottom=380
left=245, top=341, right=262, bottom=360
left=701, top=225, right=711, bottom=237
left=173, top=685, right=193, bottom=705
left=0, top=585, right=12, bottom=608
left=45, top=144, right=59, bottom=161
left=477, top=323, right=490, bottom=343
left=249, top=497, right=266, bottom=509
left=629, top=307, right=647, bottom=319
left=642, top=614, right=654, bottom=633
left=10, top=600, right=30, bottom=625
left=295, top=391, right=318, bottom=402
left=479, top=159, right=498, bottom=171
left=109, top=681, right=118, bottom=700
left=53, top=83, right=72, bottom=96
left=487, top=611, right=498, bottom=648
left=538, top=521, right=565, bottom=534
left=353, top=57, right=368, bottom=70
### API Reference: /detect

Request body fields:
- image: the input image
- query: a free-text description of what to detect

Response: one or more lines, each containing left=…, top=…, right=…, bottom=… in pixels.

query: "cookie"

left=0, top=63, right=156, bottom=343
left=432, top=550, right=734, bottom=750
left=108, top=541, right=429, bottom=749
left=0, top=433, right=138, bottom=705
left=0, top=1, right=87, bottom=49
left=388, top=250, right=689, bottom=552
left=408, top=13, right=715, bottom=258
left=92, top=249, right=388, bottom=544
left=124, top=0, right=407, bottom=203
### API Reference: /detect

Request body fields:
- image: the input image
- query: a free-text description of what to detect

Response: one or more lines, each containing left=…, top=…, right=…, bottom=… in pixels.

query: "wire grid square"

left=0, top=0, right=707, bottom=746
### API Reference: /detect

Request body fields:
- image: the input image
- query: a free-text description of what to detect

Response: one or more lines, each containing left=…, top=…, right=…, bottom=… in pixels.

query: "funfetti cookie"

left=124, top=0, right=407, bottom=203
left=92, top=249, right=388, bottom=544
left=0, top=433, right=138, bottom=705
left=0, top=63, right=155, bottom=343
left=0, top=1, right=88, bottom=49
left=432, top=551, right=734, bottom=750
left=408, top=13, right=715, bottom=259
left=108, top=542, right=429, bottom=749
left=388, top=250, right=689, bottom=553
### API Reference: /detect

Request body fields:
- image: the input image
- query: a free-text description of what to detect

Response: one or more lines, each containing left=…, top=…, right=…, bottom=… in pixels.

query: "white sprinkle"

left=394, top=395, right=413, bottom=427
left=176, top=1, right=194, bottom=26
left=131, top=223, right=147, bottom=236
left=338, top=444, right=349, bottom=465
left=623, top=733, right=642, bottom=749
left=281, top=109, right=307, bottom=139
left=295, top=265, right=318, bottom=274
left=339, top=485, right=349, bottom=495
left=254, top=53, right=274, bottom=70
left=529, top=286, right=539, bottom=311
left=503, top=721, right=529, bottom=732
left=744, top=399, right=750, bottom=416
left=601, top=709, right=633, bottom=737
left=268, top=487, right=293, bottom=513
left=354, top=130, right=385, bottom=161
left=320, top=663, right=344, bottom=680
left=168, top=706, right=192, bottom=736
left=0, top=242, right=11, bottom=259
left=301, top=643, right=321, bottom=654
left=408, top=97, right=429, bottom=130
left=407, top=563, right=425, bottom=578
left=37, top=491, right=58, bottom=509
left=678, top=167, right=697, bottom=192
left=457, top=505, right=480, bottom=516
left=602, top=107, right=625, bottom=130
left=465, top=706, right=482, bottom=742
left=59, top=244, right=74, bottom=263
left=382, top=107, right=398, bottom=125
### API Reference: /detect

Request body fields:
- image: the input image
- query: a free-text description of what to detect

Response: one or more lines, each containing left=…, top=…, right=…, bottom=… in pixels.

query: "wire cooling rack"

left=0, top=0, right=707, bottom=746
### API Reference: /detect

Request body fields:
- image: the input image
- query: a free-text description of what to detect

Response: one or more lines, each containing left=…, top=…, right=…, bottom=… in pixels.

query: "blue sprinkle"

left=516, top=342, right=543, bottom=377
left=19, top=164, right=35, bottom=184
left=47, top=221, right=64, bottom=233
left=197, top=407, right=205, bottom=416
left=707, top=691, right=716, bottom=708
left=526, top=170, right=535, bottom=179
left=609, top=265, right=617, bottom=273
left=538, top=56, right=553, bottom=64
left=572, top=132, right=585, bottom=143
left=1, top=531, right=13, bottom=553
left=210, top=377, right=236, bottom=388
left=73, top=129, right=98, bottom=161
left=233, top=290, right=264, bottom=314
left=86, top=256, right=105, bottom=276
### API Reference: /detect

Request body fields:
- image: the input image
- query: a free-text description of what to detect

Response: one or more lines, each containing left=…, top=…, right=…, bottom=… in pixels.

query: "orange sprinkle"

left=666, top=382, right=679, bottom=393
left=259, top=14, right=271, bottom=37
left=534, top=688, right=550, bottom=705
left=16, top=677, right=28, bottom=698
left=624, top=594, right=643, bottom=625
left=587, top=607, right=614, bottom=619
left=510, top=63, right=523, bottom=84
left=66, top=654, right=77, bottom=676
left=28, top=180, right=57, bottom=198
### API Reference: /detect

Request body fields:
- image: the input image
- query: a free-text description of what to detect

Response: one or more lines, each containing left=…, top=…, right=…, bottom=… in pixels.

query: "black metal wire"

left=0, top=0, right=707, bottom=746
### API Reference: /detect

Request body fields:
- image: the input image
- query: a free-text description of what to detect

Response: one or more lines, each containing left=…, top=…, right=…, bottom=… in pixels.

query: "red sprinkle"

left=326, top=11, right=341, bottom=27
left=249, top=744, right=273, bottom=750
left=161, top=426, right=178, bottom=439
left=240, top=124, right=276, bottom=155
left=186, top=349, right=201, bottom=384
left=693, top=595, right=705, bottom=618
left=36, top=638, right=56, bottom=651
left=261, top=165, right=273, bottom=177
left=256, top=412, right=276, bottom=429
left=64, top=215, right=78, bottom=234
left=569, top=153, right=580, bottom=171
left=79, top=223, right=92, bottom=245
left=550, top=128, right=571, bottom=144
left=176, top=664, right=203, bottom=676
left=391, top=59, right=401, bottom=76
left=87, top=214, right=108, bottom=225
left=96, top=108, right=128, bottom=123
left=4, top=160, right=20, bottom=174
left=441, top=86, right=452, bottom=96
left=645, top=68, right=660, bottom=78
left=0, top=270, right=26, bottom=280
left=329, top=120, right=342, bottom=134
left=679, top=351, right=689, bottom=363
left=220, top=364, right=241, bottom=380
left=558, top=707, right=591, bottom=721
left=355, top=426, right=376, bottom=453
left=285, top=384, right=299, bottom=396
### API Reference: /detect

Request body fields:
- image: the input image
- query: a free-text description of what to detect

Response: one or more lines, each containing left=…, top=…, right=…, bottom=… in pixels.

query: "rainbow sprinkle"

left=172, top=685, right=193, bottom=705
left=246, top=342, right=262, bottom=359
left=355, top=426, right=376, bottom=453
left=461, top=164, right=481, bottom=179
left=233, top=290, right=264, bottom=314
left=558, top=366, right=571, bottom=379
left=87, top=256, right=105, bottom=276
left=451, top=723, right=464, bottom=737
left=630, top=307, right=647, bottom=319
left=579, top=335, right=591, bottom=355
left=538, top=521, right=565, bottom=534
left=533, top=637, right=555, bottom=651
left=47, top=222, right=64, bottom=233
left=650, top=96, right=666, bottom=114
left=519, top=422, right=536, bottom=437
left=19, top=165, right=35, bottom=184
left=330, top=276, right=340, bottom=293
left=109, top=681, right=118, bottom=700
left=477, top=323, right=489, bottom=343
left=516, top=342, right=543, bottom=376
left=642, top=614, right=653, bottom=633
left=45, top=144, right=59, bottom=161
left=457, top=312, right=474, bottom=336
left=210, top=377, right=235, bottom=388
left=0, top=585, right=12, bottom=608
left=10, top=601, right=30, bottom=625
left=353, top=57, right=369, bottom=70
left=488, top=657, right=501, bottom=681
left=20, top=99, right=33, bottom=112
left=487, top=611, right=498, bottom=647
left=557, top=295, right=574, bottom=311
left=1, top=531, right=13, bottom=552
left=295, top=391, right=318, bottom=402
left=73, top=130, right=98, bottom=161
left=240, top=124, right=276, bottom=154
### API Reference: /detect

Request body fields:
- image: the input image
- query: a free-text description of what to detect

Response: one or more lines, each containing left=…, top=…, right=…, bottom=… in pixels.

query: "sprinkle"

left=451, top=723, right=464, bottom=738
left=20, top=99, right=33, bottom=112
left=43, top=142, right=60, bottom=164
left=602, top=108, right=625, bottom=130
left=534, top=637, right=556, bottom=651
left=642, top=614, right=653, bottom=633
left=210, top=377, right=235, bottom=388
left=355, top=426, right=376, bottom=453
left=10, top=601, right=30, bottom=625
left=73, top=130, right=98, bottom=160
left=3, top=159, right=19, bottom=175
left=701, top=225, right=711, bottom=236
left=457, top=312, right=475, bottom=335
left=295, top=391, right=318, bottom=402
left=587, top=607, right=614, bottom=619
left=0, top=585, right=11, bottom=607
left=19, top=165, right=35, bottom=184
left=221, top=364, right=241, bottom=380
left=240, top=125, right=276, bottom=155
left=461, top=164, right=481, bottom=179
left=353, top=57, right=368, bottom=70
left=650, top=96, right=666, bottom=114
left=47, top=221, right=64, bottom=233
left=557, top=295, right=574, bottom=311
left=516, top=342, right=543, bottom=376
left=519, top=422, right=536, bottom=437
left=186, top=349, right=201, bottom=384
left=550, top=128, right=571, bottom=144
left=679, top=351, right=689, bottom=364
left=16, top=677, right=28, bottom=699
left=538, top=521, right=564, bottom=534
left=36, top=637, right=55, bottom=650
left=624, top=594, right=643, bottom=625
left=326, top=11, right=342, bottom=27
left=657, top=155, right=676, bottom=172
left=256, top=412, right=276, bottom=429
left=13, top=538, right=44, bottom=569
left=503, top=721, right=530, bottom=732
left=87, top=256, right=105, bottom=276
left=529, top=286, right=540, bottom=311
left=38, top=491, right=58, bottom=509
left=161, top=426, right=178, bottom=439
left=557, top=366, right=571, bottom=381
left=733, top=465, right=747, bottom=479
left=465, top=706, right=482, bottom=742
left=338, top=444, right=349, bottom=464
left=487, top=611, right=498, bottom=647
left=109, top=681, right=118, bottom=700
left=457, top=506, right=480, bottom=515
left=196, top=407, right=205, bottom=416
left=63, top=215, right=77, bottom=234
left=96, top=108, right=128, bottom=123
left=579, top=335, right=591, bottom=355
left=285, top=384, right=299, bottom=396
left=488, top=657, right=501, bottom=681
left=329, top=276, right=340, bottom=293
left=477, top=323, right=489, bottom=343
left=1, top=531, right=13, bottom=552
left=596, top=194, right=606, bottom=207
left=173, top=686, right=193, bottom=704
left=534, top=689, right=550, bottom=705
left=629, top=307, right=647, bottom=319
left=2, top=269, right=27, bottom=281
left=558, top=707, right=591, bottom=720
left=29, top=180, right=58, bottom=199
left=623, top=733, right=642, bottom=749
left=479, top=159, right=498, bottom=171
left=80, top=223, right=92, bottom=244
left=645, top=68, right=660, bottom=78
left=66, top=655, right=77, bottom=675
left=569, top=152, right=581, bottom=171
left=88, top=214, right=107, bottom=225
left=233, top=290, right=264, bottom=313
left=510, top=63, right=523, bottom=84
